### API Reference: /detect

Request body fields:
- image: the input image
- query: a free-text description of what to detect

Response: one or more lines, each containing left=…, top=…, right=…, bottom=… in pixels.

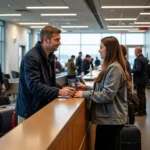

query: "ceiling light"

left=61, top=26, right=88, bottom=28
left=105, top=18, right=137, bottom=21
left=128, top=30, right=145, bottom=32
left=107, top=25, right=150, bottom=28
left=107, top=26, right=133, bottom=28
left=19, top=22, right=48, bottom=25
left=41, top=14, right=77, bottom=16
left=108, top=29, right=129, bottom=30
left=0, top=14, right=21, bottom=16
left=140, top=13, right=150, bottom=15
left=134, top=22, right=150, bottom=24
left=30, top=26, right=45, bottom=28
left=26, top=6, right=69, bottom=9
left=101, top=6, right=150, bottom=9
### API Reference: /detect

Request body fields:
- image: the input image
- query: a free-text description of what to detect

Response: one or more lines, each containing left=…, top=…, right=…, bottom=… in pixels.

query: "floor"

left=135, top=89, right=150, bottom=150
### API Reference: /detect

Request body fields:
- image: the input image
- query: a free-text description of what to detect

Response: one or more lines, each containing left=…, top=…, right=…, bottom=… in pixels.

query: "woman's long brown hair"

left=95, top=36, right=131, bottom=88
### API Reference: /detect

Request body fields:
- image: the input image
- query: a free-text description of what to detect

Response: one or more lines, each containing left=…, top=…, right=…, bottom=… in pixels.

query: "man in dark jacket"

left=0, top=64, right=6, bottom=93
left=75, top=52, right=82, bottom=76
left=81, top=54, right=91, bottom=75
left=16, top=26, right=76, bottom=124
left=133, top=47, right=148, bottom=116
left=94, top=57, right=101, bottom=67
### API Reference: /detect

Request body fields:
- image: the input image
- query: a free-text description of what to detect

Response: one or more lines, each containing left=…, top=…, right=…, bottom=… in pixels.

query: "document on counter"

left=58, top=96, right=70, bottom=100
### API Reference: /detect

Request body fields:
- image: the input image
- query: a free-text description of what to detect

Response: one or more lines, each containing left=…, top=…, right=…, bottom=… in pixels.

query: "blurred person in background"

left=0, top=64, right=6, bottom=93
left=133, top=47, right=148, bottom=116
left=76, top=52, right=82, bottom=76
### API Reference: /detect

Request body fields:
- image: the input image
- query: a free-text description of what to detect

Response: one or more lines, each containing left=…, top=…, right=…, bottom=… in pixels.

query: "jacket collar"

left=35, top=41, right=54, bottom=62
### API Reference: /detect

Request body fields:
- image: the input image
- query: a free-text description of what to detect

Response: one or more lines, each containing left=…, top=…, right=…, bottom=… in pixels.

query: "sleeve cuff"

left=82, top=91, right=91, bottom=100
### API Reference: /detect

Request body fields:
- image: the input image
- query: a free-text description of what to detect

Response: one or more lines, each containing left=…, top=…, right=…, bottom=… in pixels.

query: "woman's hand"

left=77, top=82, right=86, bottom=90
left=74, top=90, right=83, bottom=98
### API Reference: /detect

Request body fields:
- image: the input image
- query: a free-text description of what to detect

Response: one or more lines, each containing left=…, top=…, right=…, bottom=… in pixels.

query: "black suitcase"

left=119, top=125, right=141, bottom=150
left=0, top=104, right=17, bottom=137
left=128, top=102, right=135, bottom=124
left=0, top=94, right=10, bottom=106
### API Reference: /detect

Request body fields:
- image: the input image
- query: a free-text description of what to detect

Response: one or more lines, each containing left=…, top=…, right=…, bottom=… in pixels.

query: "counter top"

left=0, top=97, right=85, bottom=150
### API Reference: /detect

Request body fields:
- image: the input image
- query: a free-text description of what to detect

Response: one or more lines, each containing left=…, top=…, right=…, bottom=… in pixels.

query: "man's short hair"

left=71, top=55, right=75, bottom=59
left=86, top=54, right=91, bottom=58
left=40, top=26, right=61, bottom=43
left=79, top=52, right=82, bottom=55
left=136, top=46, right=142, bottom=53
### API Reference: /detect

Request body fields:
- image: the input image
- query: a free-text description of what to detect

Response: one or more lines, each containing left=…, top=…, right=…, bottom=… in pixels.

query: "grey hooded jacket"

left=83, top=62, right=128, bottom=125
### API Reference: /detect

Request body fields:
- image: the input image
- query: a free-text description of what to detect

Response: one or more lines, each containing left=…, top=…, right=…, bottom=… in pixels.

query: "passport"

left=68, top=78, right=78, bottom=91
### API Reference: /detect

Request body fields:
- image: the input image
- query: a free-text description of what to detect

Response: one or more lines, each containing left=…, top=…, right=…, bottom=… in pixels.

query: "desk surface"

left=8, top=72, right=68, bottom=84
left=0, top=97, right=84, bottom=150
left=83, top=70, right=100, bottom=80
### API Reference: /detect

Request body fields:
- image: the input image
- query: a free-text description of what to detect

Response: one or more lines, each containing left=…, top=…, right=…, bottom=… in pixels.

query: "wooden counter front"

left=0, top=98, right=90, bottom=150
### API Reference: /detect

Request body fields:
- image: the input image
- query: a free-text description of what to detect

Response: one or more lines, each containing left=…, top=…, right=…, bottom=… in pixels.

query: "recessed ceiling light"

left=105, top=18, right=137, bottom=21
left=110, top=9, right=114, bottom=12
left=30, top=26, right=45, bottom=28
left=61, top=26, right=88, bottom=28
left=108, top=29, right=129, bottom=30
left=19, top=22, right=48, bottom=25
left=107, top=25, right=150, bottom=27
left=121, top=23, right=125, bottom=25
left=140, top=12, right=150, bottom=15
left=8, top=5, right=10, bottom=7
left=102, top=6, right=150, bottom=9
left=107, top=26, right=132, bottom=28
left=134, top=22, right=150, bottom=24
left=26, top=6, right=69, bottom=9
left=128, top=30, right=145, bottom=32
left=41, top=14, right=77, bottom=16
left=0, top=14, right=21, bottom=16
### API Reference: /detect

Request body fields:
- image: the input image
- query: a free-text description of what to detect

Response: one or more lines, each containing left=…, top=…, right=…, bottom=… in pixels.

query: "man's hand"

left=1, top=83, right=6, bottom=93
left=58, top=87, right=76, bottom=97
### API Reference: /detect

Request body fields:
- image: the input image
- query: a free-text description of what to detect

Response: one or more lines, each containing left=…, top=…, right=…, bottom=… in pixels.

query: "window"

left=59, top=45, right=80, bottom=67
left=81, top=45, right=100, bottom=61
left=27, top=29, right=32, bottom=51
left=0, top=21, right=4, bottom=70
left=102, top=33, right=121, bottom=43
left=61, top=34, right=80, bottom=44
left=126, top=33, right=145, bottom=45
left=81, top=34, right=101, bottom=44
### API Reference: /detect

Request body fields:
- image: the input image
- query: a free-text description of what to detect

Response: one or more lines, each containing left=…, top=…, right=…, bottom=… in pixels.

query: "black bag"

left=128, top=102, right=135, bottom=124
left=130, top=93, right=139, bottom=112
left=0, top=104, right=17, bottom=137
left=0, top=95, right=10, bottom=106
left=119, top=125, right=141, bottom=150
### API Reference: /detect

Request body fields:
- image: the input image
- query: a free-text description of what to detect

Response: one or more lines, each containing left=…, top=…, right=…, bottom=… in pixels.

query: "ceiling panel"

left=0, top=0, right=150, bottom=32
left=99, top=0, right=122, bottom=6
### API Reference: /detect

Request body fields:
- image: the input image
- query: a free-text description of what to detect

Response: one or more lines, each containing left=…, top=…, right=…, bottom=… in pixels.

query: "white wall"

left=5, top=22, right=28, bottom=75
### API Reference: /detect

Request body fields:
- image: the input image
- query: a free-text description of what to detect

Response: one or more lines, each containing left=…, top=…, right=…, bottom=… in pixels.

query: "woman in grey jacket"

left=75, top=36, right=131, bottom=150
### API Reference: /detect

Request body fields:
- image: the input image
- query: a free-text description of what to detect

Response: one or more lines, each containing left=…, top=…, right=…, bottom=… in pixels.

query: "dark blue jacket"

left=15, top=42, right=62, bottom=118
left=81, top=59, right=90, bottom=75
left=132, top=54, right=148, bottom=85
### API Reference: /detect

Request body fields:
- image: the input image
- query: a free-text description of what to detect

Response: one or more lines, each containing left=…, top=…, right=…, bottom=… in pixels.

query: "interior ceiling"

left=0, top=0, right=150, bottom=32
